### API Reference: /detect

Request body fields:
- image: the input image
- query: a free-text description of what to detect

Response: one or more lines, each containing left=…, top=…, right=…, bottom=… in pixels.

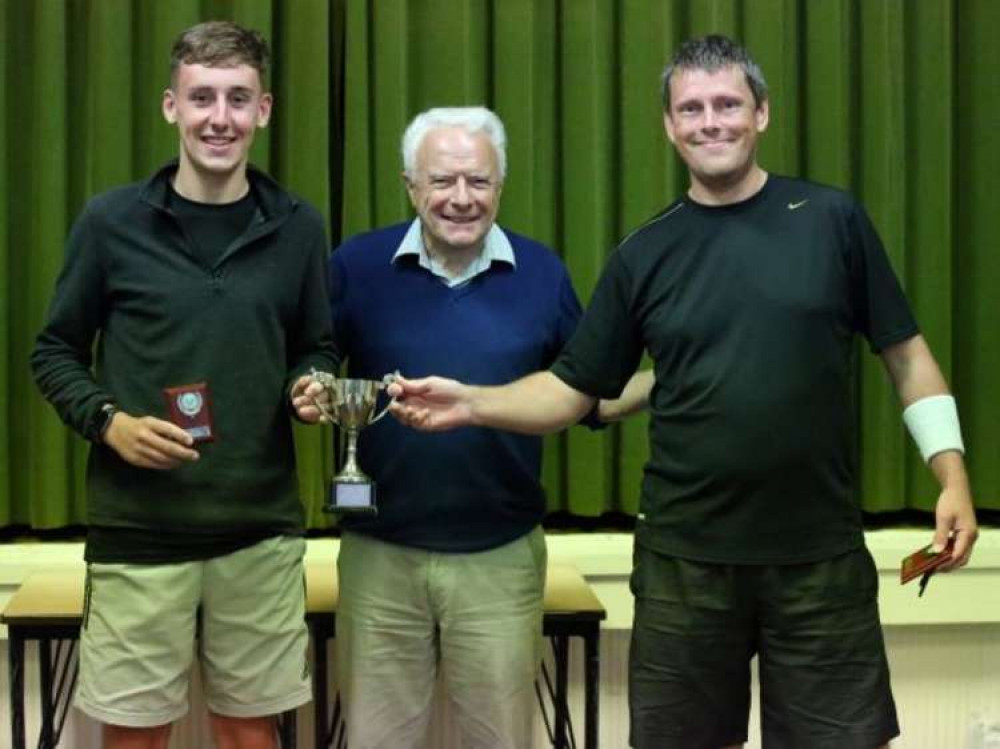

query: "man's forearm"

left=597, top=369, right=654, bottom=423
left=881, top=334, right=967, bottom=463
left=31, top=332, right=108, bottom=440
left=880, top=334, right=950, bottom=406
left=929, top=449, right=970, bottom=492
left=469, top=371, right=596, bottom=435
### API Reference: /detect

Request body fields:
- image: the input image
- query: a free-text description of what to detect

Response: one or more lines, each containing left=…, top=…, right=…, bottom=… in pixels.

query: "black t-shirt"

left=168, top=185, right=257, bottom=268
left=551, top=175, right=919, bottom=564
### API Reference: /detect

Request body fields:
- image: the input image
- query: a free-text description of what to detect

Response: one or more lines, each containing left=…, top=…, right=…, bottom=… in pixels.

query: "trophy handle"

left=313, top=397, right=341, bottom=426
left=368, top=371, right=401, bottom=425
left=307, top=368, right=342, bottom=426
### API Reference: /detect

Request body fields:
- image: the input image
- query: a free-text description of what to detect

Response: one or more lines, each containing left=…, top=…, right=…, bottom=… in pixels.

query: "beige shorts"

left=75, top=535, right=311, bottom=727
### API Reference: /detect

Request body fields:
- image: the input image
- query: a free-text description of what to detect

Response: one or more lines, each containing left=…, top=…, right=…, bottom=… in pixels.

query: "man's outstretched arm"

left=390, top=371, right=596, bottom=435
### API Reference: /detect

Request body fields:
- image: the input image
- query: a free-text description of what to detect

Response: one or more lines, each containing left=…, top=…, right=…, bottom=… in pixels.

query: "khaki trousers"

left=336, top=528, right=546, bottom=749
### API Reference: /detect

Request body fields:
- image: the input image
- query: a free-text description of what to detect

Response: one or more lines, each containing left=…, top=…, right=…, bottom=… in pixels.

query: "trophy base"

left=325, top=482, right=377, bottom=515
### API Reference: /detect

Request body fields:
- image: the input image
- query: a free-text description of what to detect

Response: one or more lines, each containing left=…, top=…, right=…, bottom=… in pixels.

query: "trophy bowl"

left=310, top=370, right=397, bottom=514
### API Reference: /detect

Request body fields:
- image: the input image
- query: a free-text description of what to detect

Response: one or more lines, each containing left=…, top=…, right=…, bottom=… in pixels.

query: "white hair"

left=401, top=106, right=507, bottom=180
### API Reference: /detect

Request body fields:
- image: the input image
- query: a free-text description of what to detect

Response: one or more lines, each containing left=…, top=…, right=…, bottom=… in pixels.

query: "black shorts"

left=628, top=545, right=899, bottom=749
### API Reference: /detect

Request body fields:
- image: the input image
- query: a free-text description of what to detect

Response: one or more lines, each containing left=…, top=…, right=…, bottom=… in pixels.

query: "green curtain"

left=2, top=0, right=997, bottom=530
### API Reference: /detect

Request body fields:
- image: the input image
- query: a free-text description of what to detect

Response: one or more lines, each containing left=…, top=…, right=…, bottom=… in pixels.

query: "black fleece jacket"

left=31, top=162, right=339, bottom=557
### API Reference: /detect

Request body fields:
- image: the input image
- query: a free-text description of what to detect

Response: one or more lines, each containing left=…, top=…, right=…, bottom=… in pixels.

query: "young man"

left=328, top=106, right=648, bottom=749
left=390, top=37, right=978, bottom=749
left=31, top=21, right=337, bottom=749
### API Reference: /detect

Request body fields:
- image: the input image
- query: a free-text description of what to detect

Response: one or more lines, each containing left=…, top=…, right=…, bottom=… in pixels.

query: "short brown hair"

left=169, top=21, right=270, bottom=86
left=661, top=34, right=768, bottom=111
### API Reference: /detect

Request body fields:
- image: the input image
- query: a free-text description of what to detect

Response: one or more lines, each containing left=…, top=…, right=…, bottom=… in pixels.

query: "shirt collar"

left=392, top=219, right=515, bottom=286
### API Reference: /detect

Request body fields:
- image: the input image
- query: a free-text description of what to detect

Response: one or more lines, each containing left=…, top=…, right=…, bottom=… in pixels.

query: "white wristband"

left=902, top=394, right=965, bottom=463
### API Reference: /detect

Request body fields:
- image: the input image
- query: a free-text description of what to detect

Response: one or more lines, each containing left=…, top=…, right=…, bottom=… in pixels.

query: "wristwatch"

left=94, top=402, right=119, bottom=443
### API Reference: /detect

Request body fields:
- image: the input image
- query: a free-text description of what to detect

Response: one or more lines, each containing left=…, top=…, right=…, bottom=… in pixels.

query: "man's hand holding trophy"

left=298, top=369, right=400, bottom=514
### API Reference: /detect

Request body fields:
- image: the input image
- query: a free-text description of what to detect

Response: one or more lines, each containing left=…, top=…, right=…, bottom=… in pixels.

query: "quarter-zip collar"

left=139, top=160, right=299, bottom=266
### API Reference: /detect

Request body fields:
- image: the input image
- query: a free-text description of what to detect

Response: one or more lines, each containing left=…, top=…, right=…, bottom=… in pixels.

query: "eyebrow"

left=427, top=171, right=493, bottom=178
left=675, top=93, right=745, bottom=107
left=188, top=85, right=256, bottom=95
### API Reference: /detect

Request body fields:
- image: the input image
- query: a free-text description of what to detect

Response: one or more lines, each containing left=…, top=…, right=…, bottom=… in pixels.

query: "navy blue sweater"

left=329, top=222, right=584, bottom=552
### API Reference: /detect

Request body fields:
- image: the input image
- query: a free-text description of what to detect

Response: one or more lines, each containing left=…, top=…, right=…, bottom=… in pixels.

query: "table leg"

left=49, top=639, right=79, bottom=748
left=584, top=628, right=600, bottom=749
left=553, top=635, right=570, bottom=749
left=312, top=622, right=330, bottom=749
left=276, top=709, right=296, bottom=749
left=331, top=692, right=347, bottom=749
left=9, top=632, right=25, bottom=749
left=38, top=639, right=55, bottom=748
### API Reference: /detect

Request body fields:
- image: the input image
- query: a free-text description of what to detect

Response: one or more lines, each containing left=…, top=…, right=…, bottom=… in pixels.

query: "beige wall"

left=2, top=532, right=999, bottom=748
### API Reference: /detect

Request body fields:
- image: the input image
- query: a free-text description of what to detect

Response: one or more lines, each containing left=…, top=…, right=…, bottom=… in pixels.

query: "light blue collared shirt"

left=391, top=219, right=516, bottom=288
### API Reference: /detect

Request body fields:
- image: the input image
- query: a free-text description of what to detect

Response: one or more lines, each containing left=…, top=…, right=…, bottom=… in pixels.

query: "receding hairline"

left=415, top=125, right=498, bottom=159
left=664, top=63, right=762, bottom=107
left=661, top=34, right=768, bottom=111
left=401, top=107, right=508, bottom=180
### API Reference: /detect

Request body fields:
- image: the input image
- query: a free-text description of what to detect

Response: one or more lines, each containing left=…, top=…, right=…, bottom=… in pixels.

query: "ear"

left=663, top=110, right=677, bottom=145
left=403, top=172, right=419, bottom=208
left=256, top=92, right=273, bottom=128
left=755, top=99, right=770, bottom=133
left=162, top=88, right=177, bottom=125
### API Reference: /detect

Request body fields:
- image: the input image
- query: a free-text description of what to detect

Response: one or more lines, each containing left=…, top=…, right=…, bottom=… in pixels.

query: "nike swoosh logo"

left=788, top=199, right=809, bottom=210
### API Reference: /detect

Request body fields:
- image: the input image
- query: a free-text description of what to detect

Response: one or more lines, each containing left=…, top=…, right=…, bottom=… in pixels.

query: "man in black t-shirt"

left=390, top=35, right=978, bottom=749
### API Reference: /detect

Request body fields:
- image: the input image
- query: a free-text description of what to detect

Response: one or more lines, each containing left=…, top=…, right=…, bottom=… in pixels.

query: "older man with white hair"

left=327, top=106, right=647, bottom=749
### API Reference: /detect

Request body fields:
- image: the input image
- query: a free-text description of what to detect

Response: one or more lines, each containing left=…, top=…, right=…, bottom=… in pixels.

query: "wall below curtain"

left=2, top=0, right=999, bottom=530
left=2, top=532, right=999, bottom=748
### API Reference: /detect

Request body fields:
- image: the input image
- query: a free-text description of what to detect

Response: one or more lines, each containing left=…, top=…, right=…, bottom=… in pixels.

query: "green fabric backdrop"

left=2, top=0, right=997, bottom=530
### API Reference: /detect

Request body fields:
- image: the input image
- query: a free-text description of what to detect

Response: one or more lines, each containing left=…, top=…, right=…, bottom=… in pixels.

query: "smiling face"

left=664, top=64, right=769, bottom=202
left=405, top=126, right=503, bottom=257
left=162, top=61, right=272, bottom=200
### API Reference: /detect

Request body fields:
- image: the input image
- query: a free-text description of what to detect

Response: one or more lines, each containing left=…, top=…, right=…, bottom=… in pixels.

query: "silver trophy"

left=310, top=370, right=397, bottom=514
